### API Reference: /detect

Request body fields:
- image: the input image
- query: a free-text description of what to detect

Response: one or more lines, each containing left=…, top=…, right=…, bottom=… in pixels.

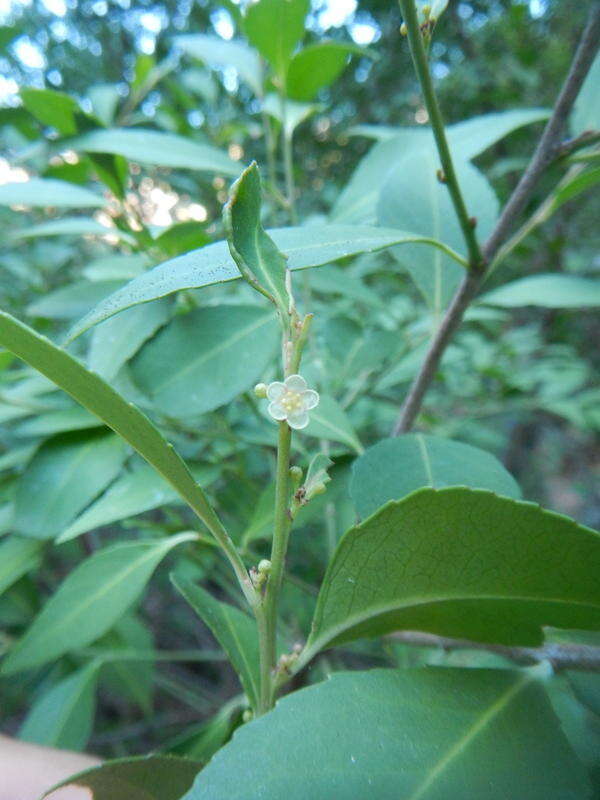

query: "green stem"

left=279, top=88, right=298, bottom=224
left=397, top=0, right=483, bottom=270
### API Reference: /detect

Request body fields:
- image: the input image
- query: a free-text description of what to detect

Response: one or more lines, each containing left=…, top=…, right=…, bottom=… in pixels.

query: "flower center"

left=281, top=390, right=302, bottom=413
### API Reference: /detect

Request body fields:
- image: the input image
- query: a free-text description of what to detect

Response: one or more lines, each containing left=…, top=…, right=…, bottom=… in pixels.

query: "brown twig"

left=391, top=4, right=600, bottom=435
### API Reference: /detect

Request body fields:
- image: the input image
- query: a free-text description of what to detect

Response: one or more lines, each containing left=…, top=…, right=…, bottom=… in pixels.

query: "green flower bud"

left=254, top=382, right=268, bottom=398
left=258, top=558, right=272, bottom=574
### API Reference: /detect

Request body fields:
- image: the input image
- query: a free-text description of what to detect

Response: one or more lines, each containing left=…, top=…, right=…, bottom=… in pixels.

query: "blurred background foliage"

left=0, top=0, right=599, bottom=767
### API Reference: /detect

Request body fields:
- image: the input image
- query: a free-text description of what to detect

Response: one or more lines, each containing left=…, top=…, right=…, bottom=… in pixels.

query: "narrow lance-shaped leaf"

left=0, top=536, right=44, bottom=598
left=224, top=162, right=290, bottom=317
left=480, top=274, right=600, bottom=309
left=0, top=312, right=223, bottom=537
left=0, top=178, right=105, bottom=209
left=181, top=668, right=589, bottom=800
left=1, top=533, right=197, bottom=675
left=301, top=487, right=600, bottom=669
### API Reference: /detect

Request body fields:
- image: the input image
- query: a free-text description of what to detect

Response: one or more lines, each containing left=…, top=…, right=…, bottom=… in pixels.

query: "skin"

left=0, top=735, right=100, bottom=800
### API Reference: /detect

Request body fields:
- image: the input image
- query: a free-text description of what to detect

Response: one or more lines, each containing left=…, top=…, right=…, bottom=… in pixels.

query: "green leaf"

left=20, top=87, right=80, bottom=135
left=8, top=217, right=133, bottom=242
left=0, top=312, right=223, bottom=535
left=44, top=755, right=202, bottom=800
left=176, top=34, right=263, bottom=96
left=350, top=434, right=521, bottom=518
left=58, top=463, right=218, bottom=543
left=27, top=280, right=123, bottom=320
left=1, top=533, right=197, bottom=674
left=0, top=535, right=44, bottom=597
left=100, top=615, right=154, bottom=713
left=262, top=94, right=320, bottom=138
left=287, top=41, right=372, bottom=101
left=480, top=274, right=600, bottom=309
left=0, top=178, right=105, bottom=208
left=130, top=305, right=278, bottom=418
left=172, top=575, right=260, bottom=709
left=305, top=395, right=363, bottom=454
left=88, top=299, right=171, bottom=381
left=224, top=163, right=290, bottom=313
left=154, top=221, right=211, bottom=259
left=14, top=407, right=101, bottom=437
left=182, top=667, right=589, bottom=800
left=14, top=430, right=127, bottom=540
left=378, top=155, right=498, bottom=313
left=244, top=0, right=308, bottom=79
left=571, top=52, right=600, bottom=136
left=82, top=253, right=149, bottom=282
left=20, top=661, right=100, bottom=750
left=303, top=487, right=600, bottom=664
left=68, top=128, right=239, bottom=175
left=67, top=225, right=463, bottom=340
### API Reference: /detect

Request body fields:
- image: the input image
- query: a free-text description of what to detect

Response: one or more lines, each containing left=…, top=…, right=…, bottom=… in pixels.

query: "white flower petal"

left=287, top=409, right=309, bottom=429
left=267, top=381, right=286, bottom=401
left=284, top=374, right=307, bottom=393
left=301, top=389, right=319, bottom=410
left=268, top=401, right=287, bottom=421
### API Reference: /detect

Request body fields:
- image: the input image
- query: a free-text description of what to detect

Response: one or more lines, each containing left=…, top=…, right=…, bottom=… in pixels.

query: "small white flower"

left=266, top=374, right=319, bottom=430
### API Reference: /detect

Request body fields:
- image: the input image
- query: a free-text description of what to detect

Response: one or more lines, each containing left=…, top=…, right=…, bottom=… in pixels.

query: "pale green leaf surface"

left=20, top=661, right=100, bottom=750
left=571, top=52, right=600, bottom=136
left=27, top=280, right=123, bottom=320
left=8, top=217, right=131, bottom=242
left=350, top=434, right=521, bottom=518
left=172, top=575, right=260, bottom=708
left=130, top=305, right=278, bottom=418
left=305, top=395, right=363, bottom=453
left=304, top=487, right=600, bottom=663
left=0, top=178, right=104, bottom=208
left=1, top=533, right=197, bottom=674
left=183, top=667, right=589, bottom=800
left=68, top=128, right=239, bottom=175
left=481, top=274, right=600, bottom=308
left=67, top=225, right=460, bottom=340
left=13, top=430, right=127, bottom=540
left=0, top=312, right=221, bottom=533
left=13, top=407, right=102, bottom=436
left=262, top=94, right=320, bottom=138
left=44, top=755, right=202, bottom=800
left=20, top=86, right=80, bottom=135
left=0, top=536, right=44, bottom=597
left=176, top=34, right=262, bottom=96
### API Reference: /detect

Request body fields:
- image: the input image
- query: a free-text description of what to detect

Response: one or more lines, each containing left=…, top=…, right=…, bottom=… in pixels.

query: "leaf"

left=287, top=41, right=372, bottom=101
left=304, top=453, right=333, bottom=495
left=480, top=274, right=600, bottom=308
left=20, top=86, right=80, bottom=135
left=305, top=395, right=363, bottom=454
left=58, top=463, right=218, bottom=543
left=0, top=178, right=105, bottom=208
left=262, top=94, right=320, bottom=138
left=0, top=536, right=44, bottom=597
left=571, top=52, right=600, bottom=136
left=0, top=311, right=223, bottom=536
left=172, top=575, right=261, bottom=709
left=99, top=614, right=154, bottom=713
left=181, top=667, right=589, bottom=800
left=244, top=0, right=308, bottom=79
left=20, top=661, right=100, bottom=750
left=130, top=305, right=278, bottom=418
left=83, top=253, right=149, bottom=282
left=44, top=755, right=202, bottom=800
left=303, top=487, right=600, bottom=665
left=176, top=34, right=263, bottom=96
left=335, top=109, right=548, bottom=222
left=88, top=299, right=171, bottom=381
left=378, top=154, right=498, bottom=312
left=13, top=430, right=127, bottom=540
left=68, top=128, right=239, bottom=175
left=350, top=434, right=521, bottom=518
left=67, top=225, right=464, bottom=340
left=8, top=217, right=132, bottom=242
left=27, top=280, right=123, bottom=320
left=1, top=533, right=197, bottom=674
left=14, top=407, right=101, bottom=437
left=224, top=163, right=289, bottom=313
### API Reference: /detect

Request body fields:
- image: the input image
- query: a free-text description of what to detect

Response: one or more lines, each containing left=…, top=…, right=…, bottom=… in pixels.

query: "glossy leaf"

left=183, top=667, right=588, bottom=800
left=305, top=395, right=363, bottom=453
left=481, top=274, right=600, bottom=308
left=0, top=178, right=104, bottom=208
left=0, top=535, right=44, bottom=597
left=224, top=162, right=289, bottom=312
left=20, top=661, right=100, bottom=750
left=176, top=34, right=263, bottom=96
left=304, top=487, right=600, bottom=664
left=68, top=128, right=239, bottom=175
left=350, top=434, right=521, bottom=518
left=172, top=575, right=260, bottom=709
left=13, top=430, right=127, bottom=540
left=287, top=41, right=371, bottom=101
left=0, top=311, right=223, bottom=535
left=1, top=532, right=197, bottom=675
left=130, top=305, right=278, bottom=418
left=67, top=225, right=463, bottom=340
left=244, top=0, right=308, bottom=78
left=44, top=755, right=202, bottom=800
left=20, top=86, right=80, bottom=135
